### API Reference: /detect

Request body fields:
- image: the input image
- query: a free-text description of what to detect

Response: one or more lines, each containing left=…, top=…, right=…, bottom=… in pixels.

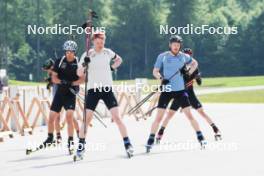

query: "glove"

left=110, top=65, right=115, bottom=71
left=61, top=80, right=72, bottom=87
left=82, top=56, right=91, bottom=67
left=46, top=82, right=52, bottom=90
left=44, top=77, right=52, bottom=90
left=195, top=73, right=202, bottom=86
left=180, top=65, right=190, bottom=75
left=161, top=79, right=170, bottom=85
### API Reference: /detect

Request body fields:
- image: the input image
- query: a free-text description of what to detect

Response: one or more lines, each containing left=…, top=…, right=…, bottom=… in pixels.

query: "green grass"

left=198, top=89, right=264, bottom=103
left=199, top=76, right=264, bottom=88
left=9, top=75, right=264, bottom=87
left=9, top=80, right=45, bottom=86
left=114, top=76, right=264, bottom=88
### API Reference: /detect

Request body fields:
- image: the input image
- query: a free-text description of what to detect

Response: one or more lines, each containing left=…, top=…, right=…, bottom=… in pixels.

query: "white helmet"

left=63, top=40, right=77, bottom=52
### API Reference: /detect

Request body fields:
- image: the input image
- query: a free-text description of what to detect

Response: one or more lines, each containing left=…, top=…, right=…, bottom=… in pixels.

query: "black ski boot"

left=146, top=134, right=155, bottom=153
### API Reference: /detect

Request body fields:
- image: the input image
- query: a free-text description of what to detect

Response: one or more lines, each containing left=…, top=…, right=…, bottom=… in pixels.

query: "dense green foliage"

left=0, top=0, right=263, bottom=81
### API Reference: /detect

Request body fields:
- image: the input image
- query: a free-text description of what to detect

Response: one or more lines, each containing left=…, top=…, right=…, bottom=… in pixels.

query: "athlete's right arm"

left=77, top=65, right=85, bottom=77
left=51, top=59, right=61, bottom=84
left=153, top=54, right=163, bottom=80
left=153, top=68, right=162, bottom=80
left=77, top=52, right=86, bottom=77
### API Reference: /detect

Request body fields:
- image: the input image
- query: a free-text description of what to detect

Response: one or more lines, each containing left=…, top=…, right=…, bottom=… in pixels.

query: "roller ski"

left=145, top=144, right=153, bottom=153
left=197, top=131, right=206, bottom=150
left=146, top=134, right=155, bottom=153
left=73, top=138, right=86, bottom=161
left=125, top=145, right=134, bottom=158
left=214, top=131, right=222, bottom=141
left=199, top=139, right=207, bottom=150
left=26, top=148, right=40, bottom=155
left=26, top=136, right=56, bottom=155
left=73, top=149, right=85, bottom=162
left=69, top=148, right=74, bottom=155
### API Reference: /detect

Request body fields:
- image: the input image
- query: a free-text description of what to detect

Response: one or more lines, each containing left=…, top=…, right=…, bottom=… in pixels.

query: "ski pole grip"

left=82, top=56, right=91, bottom=67
left=84, top=56, right=90, bottom=64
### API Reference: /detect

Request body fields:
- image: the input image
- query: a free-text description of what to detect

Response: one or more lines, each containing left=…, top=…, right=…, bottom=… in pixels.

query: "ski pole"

left=128, top=69, right=181, bottom=115
left=69, top=88, right=107, bottom=128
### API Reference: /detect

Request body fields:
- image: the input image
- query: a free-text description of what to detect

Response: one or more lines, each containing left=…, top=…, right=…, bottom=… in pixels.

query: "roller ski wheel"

left=48, top=140, right=57, bottom=147
left=126, top=145, right=134, bottom=158
left=214, top=132, right=222, bottom=141
left=26, top=149, right=31, bottom=155
left=145, top=144, right=152, bottom=153
left=73, top=150, right=85, bottom=162
left=26, top=148, right=33, bottom=155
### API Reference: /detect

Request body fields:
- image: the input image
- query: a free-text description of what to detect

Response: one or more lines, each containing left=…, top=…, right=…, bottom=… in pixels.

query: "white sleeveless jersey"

left=79, top=48, right=116, bottom=89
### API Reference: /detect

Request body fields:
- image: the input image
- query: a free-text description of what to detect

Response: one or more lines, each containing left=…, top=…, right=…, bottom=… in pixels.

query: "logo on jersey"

left=61, top=62, right=67, bottom=69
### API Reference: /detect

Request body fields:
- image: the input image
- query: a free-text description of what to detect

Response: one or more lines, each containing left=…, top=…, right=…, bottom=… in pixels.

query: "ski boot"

left=197, top=132, right=206, bottom=150
left=146, top=134, right=155, bottom=153
left=68, top=137, right=74, bottom=155
left=214, top=131, right=222, bottom=141
left=125, top=145, right=134, bottom=158
left=41, top=136, right=56, bottom=149
left=56, top=136, right=62, bottom=144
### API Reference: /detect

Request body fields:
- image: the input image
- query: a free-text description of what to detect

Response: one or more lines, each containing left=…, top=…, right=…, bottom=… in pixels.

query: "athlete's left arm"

left=111, top=55, right=122, bottom=69
left=186, top=58, right=198, bottom=75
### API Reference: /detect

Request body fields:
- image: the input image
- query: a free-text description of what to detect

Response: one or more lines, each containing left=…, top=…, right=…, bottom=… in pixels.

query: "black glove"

left=110, top=65, right=115, bottom=71
left=61, top=80, right=72, bottom=87
left=195, top=73, right=202, bottom=86
left=161, top=79, right=170, bottom=85
left=44, top=77, right=52, bottom=90
left=180, top=65, right=189, bottom=75
left=42, top=59, right=55, bottom=70
left=46, top=82, right=52, bottom=90
left=82, top=56, right=91, bottom=67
